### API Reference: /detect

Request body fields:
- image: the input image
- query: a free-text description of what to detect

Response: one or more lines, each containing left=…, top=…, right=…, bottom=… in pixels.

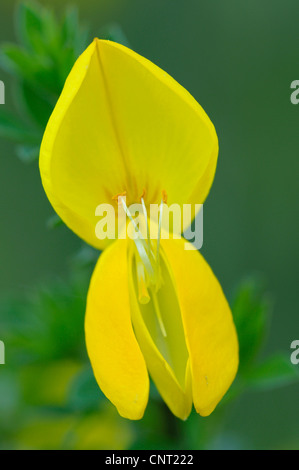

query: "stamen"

left=141, top=197, right=151, bottom=255
left=120, top=197, right=140, bottom=234
left=112, top=190, right=168, bottom=307
left=162, top=189, right=168, bottom=204
left=136, top=255, right=150, bottom=304
left=119, top=195, right=156, bottom=283
left=151, top=289, right=167, bottom=338
left=134, top=238, right=155, bottom=282
left=112, top=191, right=127, bottom=204
left=156, top=198, right=164, bottom=267
left=139, top=188, right=146, bottom=202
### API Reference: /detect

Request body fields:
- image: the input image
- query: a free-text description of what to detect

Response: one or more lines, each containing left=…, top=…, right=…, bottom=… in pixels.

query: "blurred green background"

left=0, top=0, right=298, bottom=450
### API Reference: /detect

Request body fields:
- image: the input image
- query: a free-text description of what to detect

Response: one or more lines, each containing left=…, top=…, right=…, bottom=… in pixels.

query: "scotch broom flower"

left=39, top=39, right=238, bottom=420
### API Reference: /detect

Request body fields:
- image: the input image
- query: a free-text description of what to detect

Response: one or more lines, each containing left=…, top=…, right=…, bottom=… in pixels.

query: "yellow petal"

left=162, top=238, right=239, bottom=416
left=128, top=246, right=192, bottom=420
left=95, top=40, right=218, bottom=208
left=39, top=40, right=127, bottom=250
left=40, top=39, right=218, bottom=249
left=85, top=239, right=149, bottom=420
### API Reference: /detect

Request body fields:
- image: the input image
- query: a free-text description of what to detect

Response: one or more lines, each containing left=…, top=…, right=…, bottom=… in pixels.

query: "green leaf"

left=245, top=354, right=299, bottom=391
left=0, top=44, right=62, bottom=97
left=0, top=44, right=38, bottom=78
left=62, top=6, right=80, bottom=43
left=17, top=1, right=45, bottom=53
left=62, top=6, right=89, bottom=55
left=231, top=276, right=272, bottom=372
left=16, top=2, right=60, bottom=57
left=0, top=1, right=91, bottom=155
left=0, top=274, right=90, bottom=366
left=18, top=80, right=54, bottom=128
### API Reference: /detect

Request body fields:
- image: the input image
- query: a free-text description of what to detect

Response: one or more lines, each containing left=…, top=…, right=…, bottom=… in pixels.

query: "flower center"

left=115, top=190, right=168, bottom=337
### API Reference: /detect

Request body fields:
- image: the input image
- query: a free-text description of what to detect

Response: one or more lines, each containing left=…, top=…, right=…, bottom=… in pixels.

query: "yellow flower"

left=39, top=39, right=238, bottom=420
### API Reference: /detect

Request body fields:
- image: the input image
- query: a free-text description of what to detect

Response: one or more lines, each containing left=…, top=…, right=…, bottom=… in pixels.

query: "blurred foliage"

left=1, top=258, right=298, bottom=449
left=0, top=1, right=128, bottom=163
left=233, top=279, right=299, bottom=390
left=0, top=0, right=298, bottom=450
left=0, top=257, right=134, bottom=450
left=0, top=1, right=89, bottom=162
